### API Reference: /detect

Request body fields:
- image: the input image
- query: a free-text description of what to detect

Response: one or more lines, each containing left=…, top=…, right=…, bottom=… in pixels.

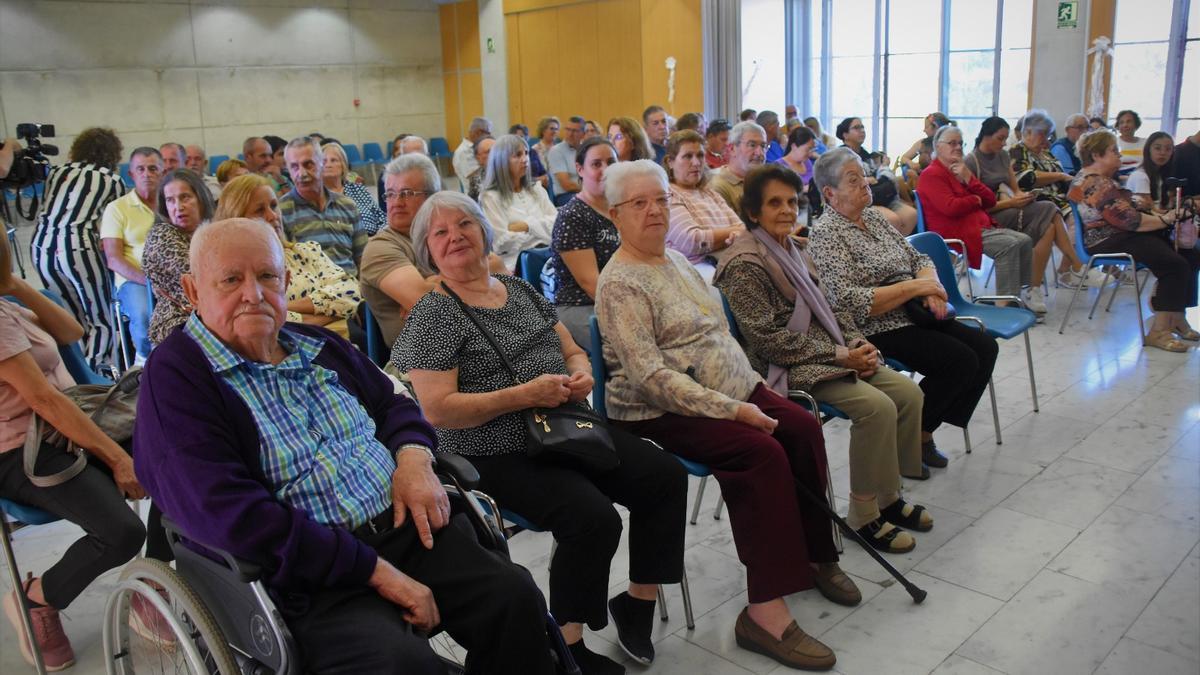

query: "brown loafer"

left=813, top=563, right=861, bottom=607
left=734, top=608, right=836, bottom=671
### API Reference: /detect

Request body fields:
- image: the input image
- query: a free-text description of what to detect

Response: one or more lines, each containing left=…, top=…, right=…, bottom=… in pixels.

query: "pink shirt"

left=0, top=300, right=74, bottom=451
left=667, top=184, right=744, bottom=264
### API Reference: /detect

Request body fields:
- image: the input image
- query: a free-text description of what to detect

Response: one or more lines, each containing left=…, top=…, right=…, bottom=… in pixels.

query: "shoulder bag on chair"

left=22, top=367, right=142, bottom=488
left=440, top=282, right=619, bottom=474
left=881, top=273, right=957, bottom=328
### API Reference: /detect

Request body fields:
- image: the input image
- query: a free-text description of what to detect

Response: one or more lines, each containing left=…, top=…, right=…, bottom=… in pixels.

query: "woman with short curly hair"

left=31, top=127, right=126, bottom=370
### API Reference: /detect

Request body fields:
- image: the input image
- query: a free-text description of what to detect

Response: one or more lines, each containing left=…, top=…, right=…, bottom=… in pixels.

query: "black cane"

left=792, top=477, right=928, bottom=604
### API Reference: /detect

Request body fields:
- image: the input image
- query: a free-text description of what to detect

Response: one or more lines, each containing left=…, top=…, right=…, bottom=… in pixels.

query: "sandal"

left=854, top=518, right=915, bottom=554
left=880, top=499, right=933, bottom=532
left=1173, top=325, right=1200, bottom=341
left=1146, top=330, right=1190, bottom=353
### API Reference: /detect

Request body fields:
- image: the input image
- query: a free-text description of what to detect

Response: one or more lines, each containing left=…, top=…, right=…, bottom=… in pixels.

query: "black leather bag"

left=882, top=273, right=957, bottom=328
left=870, top=176, right=899, bottom=206
left=441, top=281, right=619, bottom=474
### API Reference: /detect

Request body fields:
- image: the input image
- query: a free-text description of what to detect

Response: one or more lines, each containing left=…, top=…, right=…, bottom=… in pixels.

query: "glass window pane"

left=887, top=0, right=942, bottom=53
left=1180, top=42, right=1200, bottom=119
left=740, top=0, right=787, bottom=114
left=885, top=117, right=924, bottom=163
left=1177, top=119, right=1200, bottom=138
left=1114, top=0, right=1174, bottom=44
left=948, top=0, right=996, bottom=51
left=955, top=118, right=986, bottom=150
left=886, top=53, right=940, bottom=117
left=1109, top=42, right=1169, bottom=119
left=830, top=56, right=877, bottom=121
left=1190, top=0, right=1199, bottom=39
left=997, top=48, right=1030, bottom=119
left=830, top=0, right=877, bottom=56
left=810, top=0, right=824, bottom=118
left=1000, top=0, right=1034, bottom=49
left=946, top=51, right=995, bottom=119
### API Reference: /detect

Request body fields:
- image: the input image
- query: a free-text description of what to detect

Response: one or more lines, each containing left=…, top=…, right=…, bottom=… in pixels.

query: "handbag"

left=881, top=273, right=957, bottom=328
left=870, top=176, right=898, bottom=206
left=439, top=281, right=619, bottom=474
left=22, top=367, right=142, bottom=488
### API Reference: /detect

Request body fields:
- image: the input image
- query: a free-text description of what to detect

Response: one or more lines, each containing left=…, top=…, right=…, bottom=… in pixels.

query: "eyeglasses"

left=741, top=141, right=767, bottom=151
left=383, top=189, right=432, bottom=202
left=850, top=124, right=865, bottom=130
left=613, top=194, right=671, bottom=212
left=938, top=140, right=964, bottom=147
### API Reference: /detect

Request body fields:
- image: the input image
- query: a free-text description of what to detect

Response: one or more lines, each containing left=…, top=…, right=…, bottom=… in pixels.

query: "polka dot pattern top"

left=550, top=197, right=620, bottom=306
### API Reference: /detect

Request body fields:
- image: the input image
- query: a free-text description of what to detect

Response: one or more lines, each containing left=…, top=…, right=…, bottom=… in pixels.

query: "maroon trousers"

left=617, top=384, right=837, bottom=603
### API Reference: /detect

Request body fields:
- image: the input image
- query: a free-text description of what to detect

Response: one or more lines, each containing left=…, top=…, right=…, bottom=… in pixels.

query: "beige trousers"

left=808, top=367, right=924, bottom=496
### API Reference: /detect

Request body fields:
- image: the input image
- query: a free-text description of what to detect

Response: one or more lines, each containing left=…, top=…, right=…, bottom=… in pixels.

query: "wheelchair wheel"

left=104, top=558, right=239, bottom=675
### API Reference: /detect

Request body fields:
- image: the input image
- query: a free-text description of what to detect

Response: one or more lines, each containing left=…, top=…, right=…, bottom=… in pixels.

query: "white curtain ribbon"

left=1086, top=36, right=1114, bottom=119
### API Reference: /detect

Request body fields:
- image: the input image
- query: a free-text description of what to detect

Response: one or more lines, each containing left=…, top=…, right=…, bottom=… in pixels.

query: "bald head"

left=189, top=217, right=282, bottom=278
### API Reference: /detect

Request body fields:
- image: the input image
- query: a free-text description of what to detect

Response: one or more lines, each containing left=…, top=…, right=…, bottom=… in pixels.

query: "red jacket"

left=917, top=159, right=997, bottom=268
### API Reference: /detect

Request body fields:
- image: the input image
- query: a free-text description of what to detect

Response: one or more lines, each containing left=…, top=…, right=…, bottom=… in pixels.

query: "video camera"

left=1, top=123, right=58, bottom=189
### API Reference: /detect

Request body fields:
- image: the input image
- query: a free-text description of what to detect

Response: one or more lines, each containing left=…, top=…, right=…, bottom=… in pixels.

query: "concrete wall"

left=477, top=0, right=508, bottom=131
left=0, top=0, right=446, bottom=159
left=1029, top=0, right=1091, bottom=126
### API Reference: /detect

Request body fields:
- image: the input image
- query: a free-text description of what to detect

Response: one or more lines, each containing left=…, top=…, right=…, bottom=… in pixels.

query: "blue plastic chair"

left=342, top=144, right=363, bottom=165
left=912, top=187, right=927, bottom=234
left=207, top=154, right=230, bottom=175
left=428, top=137, right=453, bottom=177
left=1057, top=202, right=1147, bottom=341
left=1, top=499, right=59, bottom=674
left=118, top=162, right=132, bottom=188
left=361, top=303, right=388, bottom=367
left=362, top=143, right=386, bottom=165
left=516, top=247, right=554, bottom=299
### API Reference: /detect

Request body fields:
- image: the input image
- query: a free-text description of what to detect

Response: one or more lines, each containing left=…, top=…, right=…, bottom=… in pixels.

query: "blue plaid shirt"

left=184, top=315, right=393, bottom=530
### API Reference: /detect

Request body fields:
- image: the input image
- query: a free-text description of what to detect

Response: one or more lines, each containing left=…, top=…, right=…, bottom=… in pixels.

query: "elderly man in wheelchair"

left=128, top=218, right=562, bottom=674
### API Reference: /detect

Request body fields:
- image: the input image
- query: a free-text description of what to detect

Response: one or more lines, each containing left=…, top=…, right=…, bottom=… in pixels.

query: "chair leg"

left=1, top=518, right=48, bottom=675
left=1105, top=270, right=1123, bottom=312
left=1133, top=268, right=1147, bottom=345
left=713, top=496, right=725, bottom=520
left=962, top=426, right=972, bottom=454
left=656, top=585, right=668, bottom=622
left=825, top=462, right=843, bottom=554
left=689, top=476, right=707, bottom=525
left=1023, top=332, right=1039, bottom=413
left=679, top=566, right=695, bottom=630
left=1058, top=270, right=1089, bottom=334
left=988, top=376, right=1002, bottom=445
left=1088, top=269, right=1114, bottom=319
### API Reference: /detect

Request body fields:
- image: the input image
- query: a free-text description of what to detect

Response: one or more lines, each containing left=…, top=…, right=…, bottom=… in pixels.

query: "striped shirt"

left=342, top=181, right=386, bottom=236
left=667, top=183, right=744, bottom=263
left=183, top=315, right=394, bottom=530
left=279, top=186, right=364, bottom=277
left=38, top=162, right=126, bottom=236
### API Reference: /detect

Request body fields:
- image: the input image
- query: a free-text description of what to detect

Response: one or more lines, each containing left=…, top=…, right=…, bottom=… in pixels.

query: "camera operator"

left=0, top=137, right=20, bottom=179
left=31, top=127, right=126, bottom=372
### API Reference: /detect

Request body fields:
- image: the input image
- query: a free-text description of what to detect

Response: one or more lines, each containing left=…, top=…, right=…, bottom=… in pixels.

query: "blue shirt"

left=1050, top=138, right=1080, bottom=175
left=766, top=140, right=785, bottom=163
left=184, top=315, right=394, bottom=530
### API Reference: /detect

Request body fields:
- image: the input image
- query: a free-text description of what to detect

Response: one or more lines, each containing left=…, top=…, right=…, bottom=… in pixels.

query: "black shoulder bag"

left=440, top=281, right=619, bottom=474
left=881, top=272, right=957, bottom=328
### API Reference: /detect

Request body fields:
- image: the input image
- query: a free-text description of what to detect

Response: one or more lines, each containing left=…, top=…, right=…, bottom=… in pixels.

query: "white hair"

left=930, top=125, right=963, bottom=159
left=189, top=218, right=283, bottom=281
left=729, top=121, right=767, bottom=146
left=409, top=192, right=495, bottom=275
left=384, top=154, right=441, bottom=192
left=812, top=147, right=865, bottom=193
left=603, top=159, right=668, bottom=205
left=400, top=136, right=429, bottom=156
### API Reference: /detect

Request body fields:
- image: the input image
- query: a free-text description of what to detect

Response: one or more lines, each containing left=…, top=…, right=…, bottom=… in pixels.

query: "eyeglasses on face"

left=384, top=189, right=432, bottom=202
left=613, top=194, right=671, bottom=212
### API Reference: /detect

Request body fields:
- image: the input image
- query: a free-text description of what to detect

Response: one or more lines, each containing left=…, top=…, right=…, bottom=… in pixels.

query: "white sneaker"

left=1025, top=287, right=1048, bottom=315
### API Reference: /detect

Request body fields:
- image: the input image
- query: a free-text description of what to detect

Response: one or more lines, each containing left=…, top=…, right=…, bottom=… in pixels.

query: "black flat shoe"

left=902, top=464, right=931, bottom=481
left=921, top=440, right=949, bottom=468
left=608, top=591, right=655, bottom=665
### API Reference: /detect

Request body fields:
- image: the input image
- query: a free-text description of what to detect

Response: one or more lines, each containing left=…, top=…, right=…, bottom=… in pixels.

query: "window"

left=740, top=0, right=787, bottom=116
left=1109, top=0, right=1195, bottom=136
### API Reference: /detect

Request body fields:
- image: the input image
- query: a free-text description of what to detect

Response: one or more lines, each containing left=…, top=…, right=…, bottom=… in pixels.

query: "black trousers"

left=1089, top=230, right=1200, bottom=311
left=469, top=427, right=688, bottom=630
left=279, top=514, right=556, bottom=675
left=0, top=444, right=167, bottom=609
left=869, top=322, right=999, bottom=433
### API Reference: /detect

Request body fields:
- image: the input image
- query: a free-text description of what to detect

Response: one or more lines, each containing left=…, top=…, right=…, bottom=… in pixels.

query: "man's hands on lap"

left=369, top=559, right=440, bottom=633
left=391, top=449, right=450, bottom=550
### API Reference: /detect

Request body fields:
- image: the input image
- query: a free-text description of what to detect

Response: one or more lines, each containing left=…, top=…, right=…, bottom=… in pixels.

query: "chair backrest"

left=912, top=188, right=927, bottom=233
left=361, top=302, right=388, bottom=366
left=362, top=142, right=385, bottom=163
left=144, top=277, right=157, bottom=312
left=906, top=231, right=971, bottom=308
left=207, top=154, right=230, bottom=175
left=4, top=290, right=111, bottom=385
left=428, top=137, right=452, bottom=157
left=1068, top=201, right=1091, bottom=263
left=119, top=162, right=132, bottom=188
left=588, top=314, right=607, bottom=419
left=342, top=144, right=363, bottom=164
left=517, top=247, right=553, bottom=291
left=718, top=292, right=743, bottom=342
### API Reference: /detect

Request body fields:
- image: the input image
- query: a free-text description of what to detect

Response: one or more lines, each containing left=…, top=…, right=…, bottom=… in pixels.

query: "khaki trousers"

left=809, top=367, right=924, bottom=496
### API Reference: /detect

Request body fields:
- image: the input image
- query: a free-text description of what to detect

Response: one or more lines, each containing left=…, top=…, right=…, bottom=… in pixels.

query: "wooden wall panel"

left=1086, top=0, right=1117, bottom=117
left=516, top=9, right=562, bottom=127
left=555, top=1, right=600, bottom=122
left=439, top=4, right=457, bottom=72
left=506, top=13, right=525, bottom=125
left=594, top=0, right=644, bottom=124
left=639, top=0, right=703, bottom=117
left=441, top=0, right=482, bottom=142
left=460, top=71, right=485, bottom=125
left=443, top=74, right=462, bottom=142
left=456, top=0, right=482, bottom=71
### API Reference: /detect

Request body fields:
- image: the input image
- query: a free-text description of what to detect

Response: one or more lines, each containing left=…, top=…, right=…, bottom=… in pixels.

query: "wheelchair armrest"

left=434, top=452, right=480, bottom=491
left=161, top=515, right=265, bottom=584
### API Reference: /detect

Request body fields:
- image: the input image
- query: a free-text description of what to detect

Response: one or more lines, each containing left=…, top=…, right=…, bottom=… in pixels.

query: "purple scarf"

left=750, top=228, right=845, bottom=395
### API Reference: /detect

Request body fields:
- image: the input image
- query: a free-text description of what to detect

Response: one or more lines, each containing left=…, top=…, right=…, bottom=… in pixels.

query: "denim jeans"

left=116, top=281, right=151, bottom=359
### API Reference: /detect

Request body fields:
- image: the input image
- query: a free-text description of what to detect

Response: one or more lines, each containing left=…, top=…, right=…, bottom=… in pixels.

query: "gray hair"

left=1064, top=113, right=1088, bottom=129
left=188, top=217, right=283, bottom=282
left=284, top=136, right=323, bottom=163
left=730, top=121, right=767, bottom=146
left=468, top=117, right=492, bottom=136
left=812, top=147, right=864, bottom=193
left=603, top=159, right=668, bottom=205
left=1020, top=109, right=1056, bottom=137
left=399, top=135, right=429, bottom=156
left=930, top=124, right=963, bottom=159
left=322, top=142, right=350, bottom=182
left=756, top=110, right=779, bottom=127
left=480, top=134, right=531, bottom=202
left=156, top=168, right=216, bottom=224
left=384, top=153, right=441, bottom=192
left=409, top=191, right=495, bottom=275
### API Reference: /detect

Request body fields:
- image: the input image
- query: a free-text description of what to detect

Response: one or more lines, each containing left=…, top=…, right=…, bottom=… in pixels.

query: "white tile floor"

left=1, top=216, right=1198, bottom=675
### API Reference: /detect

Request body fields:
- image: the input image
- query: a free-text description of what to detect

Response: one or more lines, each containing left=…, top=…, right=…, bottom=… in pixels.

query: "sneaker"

left=608, top=591, right=655, bottom=664
left=921, top=440, right=949, bottom=468
left=129, top=590, right=177, bottom=650
left=3, top=580, right=76, bottom=671
left=1025, top=287, right=1048, bottom=314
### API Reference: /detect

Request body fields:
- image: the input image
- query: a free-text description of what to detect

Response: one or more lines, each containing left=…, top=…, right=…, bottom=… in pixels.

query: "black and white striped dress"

left=31, top=162, right=125, bottom=370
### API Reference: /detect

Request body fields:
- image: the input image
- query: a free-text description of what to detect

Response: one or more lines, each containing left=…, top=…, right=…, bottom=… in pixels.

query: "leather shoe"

left=735, top=608, right=836, bottom=671
left=813, top=563, right=861, bottom=606
left=902, top=464, right=931, bottom=480
left=921, top=440, right=948, bottom=468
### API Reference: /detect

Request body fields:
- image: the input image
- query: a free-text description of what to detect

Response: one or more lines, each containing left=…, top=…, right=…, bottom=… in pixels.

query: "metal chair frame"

left=1058, top=202, right=1149, bottom=342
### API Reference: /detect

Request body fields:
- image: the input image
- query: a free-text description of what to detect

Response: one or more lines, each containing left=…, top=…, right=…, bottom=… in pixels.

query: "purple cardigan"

left=133, top=322, right=437, bottom=592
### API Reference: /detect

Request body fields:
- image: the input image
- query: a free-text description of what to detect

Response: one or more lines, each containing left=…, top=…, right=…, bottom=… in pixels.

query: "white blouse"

left=480, top=183, right=557, bottom=271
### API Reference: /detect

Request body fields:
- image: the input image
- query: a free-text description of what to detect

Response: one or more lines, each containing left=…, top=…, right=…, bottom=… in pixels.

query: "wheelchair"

left=101, top=454, right=580, bottom=675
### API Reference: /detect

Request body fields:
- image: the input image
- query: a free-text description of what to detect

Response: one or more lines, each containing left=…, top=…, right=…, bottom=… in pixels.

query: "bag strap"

left=22, top=415, right=87, bottom=488
left=440, top=281, right=522, bottom=386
